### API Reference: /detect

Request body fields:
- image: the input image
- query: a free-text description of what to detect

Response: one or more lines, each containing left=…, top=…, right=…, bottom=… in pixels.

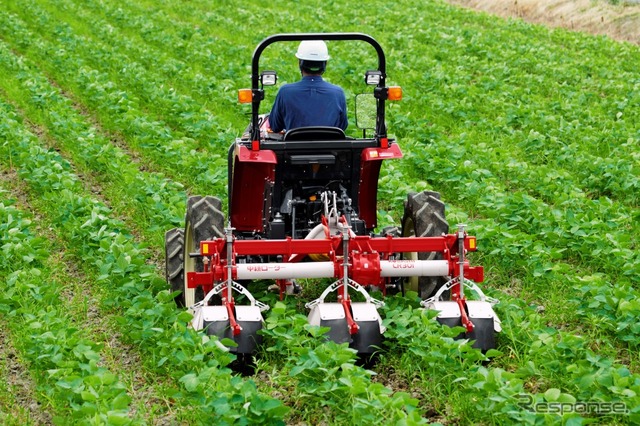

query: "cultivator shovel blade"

left=233, top=305, right=264, bottom=354
left=425, top=300, right=501, bottom=351
left=464, top=317, right=495, bottom=352
left=307, top=279, right=387, bottom=355
left=350, top=302, right=384, bottom=354
left=308, top=303, right=351, bottom=344
left=195, top=305, right=264, bottom=354
left=200, top=305, right=230, bottom=339
left=308, top=300, right=385, bottom=354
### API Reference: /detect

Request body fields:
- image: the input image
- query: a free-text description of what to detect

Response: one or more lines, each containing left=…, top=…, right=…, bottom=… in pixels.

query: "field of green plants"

left=0, top=0, right=638, bottom=424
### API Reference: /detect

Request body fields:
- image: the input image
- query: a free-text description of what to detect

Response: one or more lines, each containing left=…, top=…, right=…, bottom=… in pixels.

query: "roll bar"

left=248, top=33, right=389, bottom=146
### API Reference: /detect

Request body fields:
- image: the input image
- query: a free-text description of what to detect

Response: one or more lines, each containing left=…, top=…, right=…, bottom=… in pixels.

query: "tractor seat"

left=283, top=126, right=346, bottom=141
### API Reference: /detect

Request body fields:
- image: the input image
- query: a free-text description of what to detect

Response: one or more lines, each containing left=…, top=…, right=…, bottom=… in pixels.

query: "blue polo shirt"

left=269, top=76, right=348, bottom=133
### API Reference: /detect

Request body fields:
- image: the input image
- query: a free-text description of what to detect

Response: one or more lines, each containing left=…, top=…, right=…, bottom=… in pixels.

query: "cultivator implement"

left=186, top=211, right=498, bottom=355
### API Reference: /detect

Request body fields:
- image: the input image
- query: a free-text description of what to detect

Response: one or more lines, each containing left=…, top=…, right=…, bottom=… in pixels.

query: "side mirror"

left=355, top=93, right=376, bottom=134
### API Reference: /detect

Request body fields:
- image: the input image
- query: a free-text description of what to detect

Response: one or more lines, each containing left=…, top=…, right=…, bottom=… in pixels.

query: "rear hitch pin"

left=457, top=224, right=466, bottom=300
left=225, top=227, right=235, bottom=301
left=224, top=226, right=243, bottom=335
left=342, top=225, right=351, bottom=299
left=341, top=225, right=360, bottom=334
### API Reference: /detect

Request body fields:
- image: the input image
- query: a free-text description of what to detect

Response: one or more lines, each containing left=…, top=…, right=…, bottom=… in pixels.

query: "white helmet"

left=295, top=40, right=330, bottom=61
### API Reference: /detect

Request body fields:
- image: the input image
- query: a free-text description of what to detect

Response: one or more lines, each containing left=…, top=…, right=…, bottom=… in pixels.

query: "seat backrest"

left=283, top=126, right=346, bottom=141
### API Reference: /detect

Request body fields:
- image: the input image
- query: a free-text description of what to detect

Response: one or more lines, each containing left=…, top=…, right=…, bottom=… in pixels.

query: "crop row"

left=29, top=0, right=248, bottom=126
left=0, top=40, right=186, bottom=248
left=398, top=81, right=640, bottom=209
left=0, top=99, right=289, bottom=424
left=391, top=77, right=640, bottom=349
left=0, top=10, right=228, bottom=198
left=386, top=2, right=640, bottom=152
left=406, top=138, right=640, bottom=345
left=382, top=294, right=640, bottom=424
left=6, top=0, right=235, bottom=143
left=374, top=0, right=640, bottom=209
left=0, top=191, right=133, bottom=423
left=411, top=135, right=638, bottom=277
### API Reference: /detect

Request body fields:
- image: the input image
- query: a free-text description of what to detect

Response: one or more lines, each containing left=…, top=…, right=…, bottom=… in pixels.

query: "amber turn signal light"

left=388, top=86, right=402, bottom=101
left=238, top=89, right=253, bottom=103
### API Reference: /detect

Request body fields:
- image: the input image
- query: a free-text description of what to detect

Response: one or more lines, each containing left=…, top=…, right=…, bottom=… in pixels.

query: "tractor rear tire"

left=165, top=228, right=185, bottom=307
left=401, top=190, right=449, bottom=299
left=182, top=196, right=225, bottom=307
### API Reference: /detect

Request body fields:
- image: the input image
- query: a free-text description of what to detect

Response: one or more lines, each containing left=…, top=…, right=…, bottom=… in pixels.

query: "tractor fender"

left=230, top=144, right=277, bottom=232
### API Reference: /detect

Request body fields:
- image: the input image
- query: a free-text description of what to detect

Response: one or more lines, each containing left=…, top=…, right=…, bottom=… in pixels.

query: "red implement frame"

left=187, top=233, right=483, bottom=295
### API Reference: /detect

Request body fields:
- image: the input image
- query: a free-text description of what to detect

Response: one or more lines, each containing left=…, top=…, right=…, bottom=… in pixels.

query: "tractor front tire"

left=182, top=196, right=225, bottom=307
left=401, top=190, right=449, bottom=299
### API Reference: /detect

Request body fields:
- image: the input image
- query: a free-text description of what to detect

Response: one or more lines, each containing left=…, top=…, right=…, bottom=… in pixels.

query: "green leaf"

left=179, top=373, right=199, bottom=392
left=544, top=388, right=561, bottom=402
left=484, top=349, right=502, bottom=358
left=557, top=393, right=576, bottom=403
left=111, top=393, right=131, bottom=410
left=220, top=337, right=238, bottom=347
left=564, top=416, right=585, bottom=426
left=107, top=411, right=131, bottom=426
left=177, top=310, right=193, bottom=323
left=81, top=390, right=98, bottom=402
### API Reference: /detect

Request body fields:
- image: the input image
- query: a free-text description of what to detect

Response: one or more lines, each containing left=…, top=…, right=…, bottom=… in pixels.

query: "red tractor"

left=165, top=33, right=500, bottom=361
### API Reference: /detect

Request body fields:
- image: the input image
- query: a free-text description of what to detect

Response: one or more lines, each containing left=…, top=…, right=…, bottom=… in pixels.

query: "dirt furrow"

left=448, top=0, right=640, bottom=44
